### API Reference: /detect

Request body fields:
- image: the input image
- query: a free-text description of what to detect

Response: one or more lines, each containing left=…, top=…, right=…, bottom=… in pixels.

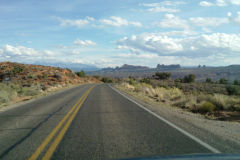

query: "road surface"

left=0, top=84, right=222, bottom=159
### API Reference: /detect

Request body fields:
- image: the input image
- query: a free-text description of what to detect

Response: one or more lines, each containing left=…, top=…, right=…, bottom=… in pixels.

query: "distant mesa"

left=101, top=64, right=181, bottom=72
left=156, top=64, right=181, bottom=70
left=102, top=64, right=150, bottom=71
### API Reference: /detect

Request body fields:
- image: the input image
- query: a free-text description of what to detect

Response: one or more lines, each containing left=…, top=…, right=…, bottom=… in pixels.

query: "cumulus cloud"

left=230, top=0, right=240, bottom=5
left=0, top=45, right=55, bottom=60
left=74, top=39, right=96, bottom=46
left=57, top=16, right=94, bottom=28
left=199, top=1, right=214, bottom=6
left=157, top=14, right=189, bottom=29
left=216, top=0, right=227, bottom=6
left=99, top=16, right=142, bottom=27
left=117, top=33, right=240, bottom=57
left=147, top=7, right=180, bottom=13
left=140, top=1, right=185, bottom=7
left=116, top=53, right=159, bottom=59
left=228, top=12, right=240, bottom=26
left=199, top=0, right=240, bottom=7
left=189, top=17, right=228, bottom=26
left=156, top=14, right=228, bottom=30
left=140, top=2, right=181, bottom=13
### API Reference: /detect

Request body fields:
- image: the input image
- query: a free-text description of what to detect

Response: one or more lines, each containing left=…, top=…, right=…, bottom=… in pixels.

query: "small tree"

left=234, top=80, right=239, bottom=85
left=219, top=78, right=228, bottom=84
left=140, top=78, right=151, bottom=84
left=183, top=74, right=196, bottom=83
left=205, top=78, right=212, bottom=83
left=76, top=70, right=86, bottom=77
left=155, top=72, right=171, bottom=80
left=101, top=77, right=112, bottom=83
left=226, top=85, right=240, bottom=95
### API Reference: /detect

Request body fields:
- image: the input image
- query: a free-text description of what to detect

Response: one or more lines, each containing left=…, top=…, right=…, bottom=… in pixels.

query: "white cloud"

left=216, top=0, right=227, bottom=6
left=117, top=33, right=240, bottom=57
left=99, top=16, right=142, bottom=27
left=200, top=0, right=240, bottom=7
left=4, top=45, right=39, bottom=56
left=72, top=50, right=81, bottom=54
left=199, top=1, right=214, bottom=6
left=202, top=27, right=212, bottom=33
left=189, top=17, right=228, bottom=26
left=157, top=14, right=189, bottom=29
left=117, top=53, right=159, bottom=59
left=228, top=12, right=240, bottom=26
left=147, top=7, right=180, bottom=13
left=140, top=1, right=185, bottom=7
left=74, top=39, right=96, bottom=46
left=0, top=45, right=55, bottom=60
left=230, top=0, right=240, bottom=5
left=57, top=17, right=94, bottom=28
left=140, top=2, right=181, bottom=13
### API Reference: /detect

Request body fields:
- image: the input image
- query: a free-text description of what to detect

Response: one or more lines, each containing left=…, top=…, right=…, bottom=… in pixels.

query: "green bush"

left=139, top=78, right=151, bottom=84
left=101, top=77, right=112, bottom=83
left=199, top=101, right=216, bottom=113
left=10, top=65, right=26, bottom=76
left=0, top=83, right=19, bottom=104
left=76, top=70, right=86, bottom=77
left=129, top=79, right=135, bottom=85
left=234, top=80, right=240, bottom=85
left=154, top=72, right=171, bottom=80
left=183, top=74, right=196, bottom=83
left=219, top=78, right=228, bottom=84
left=19, top=87, right=40, bottom=96
left=226, top=85, right=240, bottom=95
left=205, top=78, right=212, bottom=83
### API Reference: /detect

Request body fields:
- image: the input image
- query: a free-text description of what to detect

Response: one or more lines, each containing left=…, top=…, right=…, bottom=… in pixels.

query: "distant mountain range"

left=88, top=64, right=240, bottom=81
left=100, top=64, right=181, bottom=72
left=32, top=61, right=100, bottom=72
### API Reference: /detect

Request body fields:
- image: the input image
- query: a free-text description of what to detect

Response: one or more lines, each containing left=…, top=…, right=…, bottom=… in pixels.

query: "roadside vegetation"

left=115, top=72, right=240, bottom=121
left=0, top=61, right=100, bottom=108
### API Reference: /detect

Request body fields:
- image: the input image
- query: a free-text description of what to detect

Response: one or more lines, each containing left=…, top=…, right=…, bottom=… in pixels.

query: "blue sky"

left=0, top=0, right=240, bottom=67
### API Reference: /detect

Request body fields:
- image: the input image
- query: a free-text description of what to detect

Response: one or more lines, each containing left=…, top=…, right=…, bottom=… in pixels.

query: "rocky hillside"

left=0, top=61, right=98, bottom=90
left=0, top=61, right=100, bottom=107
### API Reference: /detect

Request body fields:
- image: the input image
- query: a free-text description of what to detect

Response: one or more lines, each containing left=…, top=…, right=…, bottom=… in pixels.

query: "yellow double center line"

left=29, top=86, right=94, bottom=160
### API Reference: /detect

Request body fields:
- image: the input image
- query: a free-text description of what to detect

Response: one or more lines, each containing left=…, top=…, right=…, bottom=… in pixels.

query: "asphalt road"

left=0, top=84, right=219, bottom=160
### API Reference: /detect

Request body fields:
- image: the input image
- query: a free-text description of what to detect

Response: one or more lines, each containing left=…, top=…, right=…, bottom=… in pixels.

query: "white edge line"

left=109, top=85, right=221, bottom=154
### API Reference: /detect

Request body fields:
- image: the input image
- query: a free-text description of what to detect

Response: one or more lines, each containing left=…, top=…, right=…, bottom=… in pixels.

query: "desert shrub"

left=198, top=101, right=216, bottom=113
left=174, top=78, right=182, bottom=83
left=205, top=78, right=212, bottom=83
left=10, top=65, right=26, bottom=76
left=101, top=77, right=112, bottom=83
left=53, top=73, right=62, bottom=81
left=93, top=75, right=100, bottom=80
left=0, top=83, right=19, bottom=104
left=219, top=78, right=228, bottom=84
left=197, top=94, right=240, bottom=111
left=226, top=85, right=240, bottom=95
left=173, top=100, right=187, bottom=109
left=154, top=72, right=171, bottom=80
left=139, top=78, right=151, bottom=84
left=183, top=74, right=196, bottom=83
left=129, top=79, right=135, bottom=85
left=19, top=87, right=39, bottom=96
left=76, top=70, right=86, bottom=77
left=128, top=76, right=135, bottom=80
left=233, top=80, right=240, bottom=85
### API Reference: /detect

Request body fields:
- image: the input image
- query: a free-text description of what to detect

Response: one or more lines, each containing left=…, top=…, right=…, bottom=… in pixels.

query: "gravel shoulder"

left=114, top=84, right=240, bottom=153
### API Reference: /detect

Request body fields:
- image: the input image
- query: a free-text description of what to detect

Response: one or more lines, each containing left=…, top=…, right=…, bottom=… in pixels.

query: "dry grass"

left=116, top=82, right=240, bottom=113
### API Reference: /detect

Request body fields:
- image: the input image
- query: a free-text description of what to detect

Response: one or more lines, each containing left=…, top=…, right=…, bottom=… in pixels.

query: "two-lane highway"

left=0, top=84, right=218, bottom=159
